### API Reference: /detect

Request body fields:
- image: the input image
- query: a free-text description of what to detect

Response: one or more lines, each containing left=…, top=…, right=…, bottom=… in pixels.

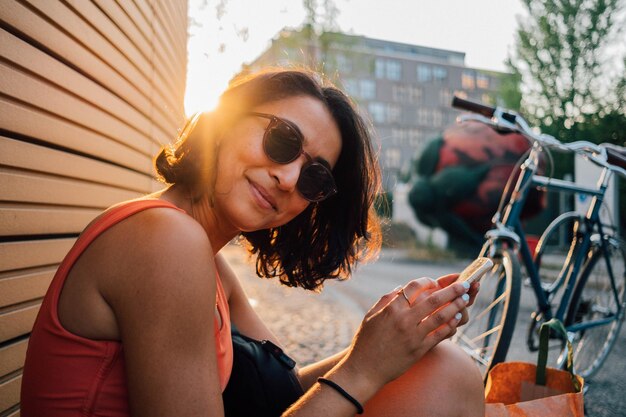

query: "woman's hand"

left=338, top=277, right=471, bottom=391
left=436, top=273, right=480, bottom=329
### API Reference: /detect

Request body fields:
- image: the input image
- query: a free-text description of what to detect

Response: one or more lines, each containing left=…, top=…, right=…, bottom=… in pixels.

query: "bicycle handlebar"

left=452, top=96, right=518, bottom=124
left=451, top=96, right=626, bottom=178
left=605, top=145, right=626, bottom=170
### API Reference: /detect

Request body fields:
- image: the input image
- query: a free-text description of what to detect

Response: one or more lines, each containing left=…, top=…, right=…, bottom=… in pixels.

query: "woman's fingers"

left=365, top=285, right=405, bottom=319
left=466, top=282, right=480, bottom=307
left=435, top=273, right=460, bottom=288
left=396, top=277, right=439, bottom=306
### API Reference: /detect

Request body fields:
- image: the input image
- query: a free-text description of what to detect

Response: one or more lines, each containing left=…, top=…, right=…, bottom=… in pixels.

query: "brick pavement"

left=222, top=244, right=362, bottom=366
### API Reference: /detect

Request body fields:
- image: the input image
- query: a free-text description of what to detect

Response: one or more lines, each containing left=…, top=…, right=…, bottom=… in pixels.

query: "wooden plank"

left=0, top=267, right=56, bottom=308
left=157, top=0, right=187, bottom=103
left=93, top=0, right=182, bottom=103
left=23, top=0, right=180, bottom=119
left=64, top=0, right=182, bottom=115
left=154, top=0, right=186, bottom=68
left=0, top=204, right=100, bottom=237
left=0, top=301, right=40, bottom=343
left=0, top=28, right=172, bottom=145
left=0, top=98, right=155, bottom=173
left=118, top=0, right=185, bottom=90
left=0, top=372, right=21, bottom=413
left=0, top=0, right=181, bottom=131
left=115, top=0, right=186, bottom=106
left=0, top=62, right=154, bottom=155
left=0, top=239, right=73, bottom=273
left=0, top=169, right=142, bottom=209
left=0, top=137, right=154, bottom=192
left=0, top=339, right=28, bottom=378
left=162, top=3, right=188, bottom=100
left=134, top=0, right=185, bottom=79
left=159, top=0, right=186, bottom=52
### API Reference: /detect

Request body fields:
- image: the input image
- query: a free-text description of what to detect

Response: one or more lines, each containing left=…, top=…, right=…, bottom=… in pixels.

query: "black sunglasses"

left=249, top=112, right=338, bottom=202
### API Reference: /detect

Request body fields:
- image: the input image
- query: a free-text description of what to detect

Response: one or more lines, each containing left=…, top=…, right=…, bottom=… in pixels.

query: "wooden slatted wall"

left=0, top=1, right=188, bottom=413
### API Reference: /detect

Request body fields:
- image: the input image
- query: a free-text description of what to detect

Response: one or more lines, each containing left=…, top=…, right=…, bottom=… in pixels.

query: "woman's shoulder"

left=96, top=200, right=216, bottom=295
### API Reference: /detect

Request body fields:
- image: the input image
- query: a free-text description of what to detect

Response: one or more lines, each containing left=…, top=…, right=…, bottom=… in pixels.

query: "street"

left=223, top=244, right=625, bottom=416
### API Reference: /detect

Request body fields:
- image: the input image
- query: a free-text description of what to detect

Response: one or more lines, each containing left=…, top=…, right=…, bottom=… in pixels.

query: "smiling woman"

left=21, top=68, right=484, bottom=417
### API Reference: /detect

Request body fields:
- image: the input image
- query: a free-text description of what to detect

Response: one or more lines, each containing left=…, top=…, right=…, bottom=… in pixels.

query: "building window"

left=386, top=60, right=402, bottom=80
left=391, top=128, right=423, bottom=147
left=375, top=59, right=386, bottom=79
left=392, top=84, right=422, bottom=103
left=335, top=53, right=353, bottom=72
left=476, top=73, right=490, bottom=89
left=343, top=78, right=376, bottom=100
left=417, top=64, right=432, bottom=82
left=387, top=104, right=401, bottom=123
left=433, top=66, right=447, bottom=82
left=439, top=89, right=452, bottom=106
left=462, top=70, right=475, bottom=89
left=368, top=102, right=386, bottom=123
left=343, top=79, right=359, bottom=97
left=432, top=109, right=443, bottom=128
left=360, top=79, right=376, bottom=99
left=375, top=58, right=402, bottom=80
left=417, top=108, right=431, bottom=125
left=368, top=102, right=401, bottom=124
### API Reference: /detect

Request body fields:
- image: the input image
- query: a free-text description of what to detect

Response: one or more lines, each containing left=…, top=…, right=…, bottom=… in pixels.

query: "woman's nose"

left=270, top=159, right=302, bottom=192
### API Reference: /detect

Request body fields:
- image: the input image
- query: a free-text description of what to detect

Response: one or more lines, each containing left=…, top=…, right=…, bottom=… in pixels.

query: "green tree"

left=510, top=0, right=625, bottom=138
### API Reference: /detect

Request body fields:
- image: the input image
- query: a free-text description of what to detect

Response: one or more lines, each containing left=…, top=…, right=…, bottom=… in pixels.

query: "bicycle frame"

left=485, top=141, right=621, bottom=333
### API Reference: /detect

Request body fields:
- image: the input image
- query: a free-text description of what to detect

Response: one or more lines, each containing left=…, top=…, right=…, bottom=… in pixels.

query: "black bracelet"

left=317, top=377, right=364, bottom=414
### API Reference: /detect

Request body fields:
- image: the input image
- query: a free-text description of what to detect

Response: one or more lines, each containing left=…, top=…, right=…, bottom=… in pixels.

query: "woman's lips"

left=248, top=180, right=277, bottom=211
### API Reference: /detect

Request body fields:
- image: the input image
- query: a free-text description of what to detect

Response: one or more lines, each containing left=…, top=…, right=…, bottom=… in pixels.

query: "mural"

left=409, top=121, right=545, bottom=255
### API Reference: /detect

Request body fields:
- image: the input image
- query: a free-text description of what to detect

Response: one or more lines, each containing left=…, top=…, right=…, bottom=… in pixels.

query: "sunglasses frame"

left=249, top=112, right=338, bottom=202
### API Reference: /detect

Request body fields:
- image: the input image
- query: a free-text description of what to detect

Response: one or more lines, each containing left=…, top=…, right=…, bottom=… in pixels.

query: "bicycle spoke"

left=472, top=292, right=507, bottom=322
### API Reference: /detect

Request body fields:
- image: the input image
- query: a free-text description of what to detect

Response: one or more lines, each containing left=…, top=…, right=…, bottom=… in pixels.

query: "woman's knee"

left=361, top=341, right=485, bottom=417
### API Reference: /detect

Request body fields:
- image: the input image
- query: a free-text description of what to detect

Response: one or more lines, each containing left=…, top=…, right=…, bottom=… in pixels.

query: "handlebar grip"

left=606, top=147, right=626, bottom=170
left=451, top=96, right=495, bottom=118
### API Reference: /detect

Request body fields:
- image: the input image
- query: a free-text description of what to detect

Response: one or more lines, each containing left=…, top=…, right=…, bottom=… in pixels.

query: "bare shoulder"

left=98, top=206, right=216, bottom=309
left=98, top=207, right=224, bottom=415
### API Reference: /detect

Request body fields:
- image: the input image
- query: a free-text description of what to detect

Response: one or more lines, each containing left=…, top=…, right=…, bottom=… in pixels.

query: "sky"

left=185, top=0, right=528, bottom=116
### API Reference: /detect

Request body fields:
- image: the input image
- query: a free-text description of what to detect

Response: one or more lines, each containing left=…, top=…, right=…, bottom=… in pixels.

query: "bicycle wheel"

left=452, top=247, right=521, bottom=382
left=562, top=235, right=626, bottom=379
left=534, top=212, right=582, bottom=293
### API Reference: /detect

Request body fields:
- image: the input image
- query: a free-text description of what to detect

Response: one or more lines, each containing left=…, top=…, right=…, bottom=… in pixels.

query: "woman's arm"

left=283, top=278, right=471, bottom=417
left=214, top=252, right=283, bottom=345
left=101, top=209, right=225, bottom=417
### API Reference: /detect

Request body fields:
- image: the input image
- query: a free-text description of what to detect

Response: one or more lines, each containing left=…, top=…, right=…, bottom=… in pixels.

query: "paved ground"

left=222, top=244, right=625, bottom=416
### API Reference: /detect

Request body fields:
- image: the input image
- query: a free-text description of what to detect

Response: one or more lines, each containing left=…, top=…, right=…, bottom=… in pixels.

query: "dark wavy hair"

left=155, top=68, right=381, bottom=290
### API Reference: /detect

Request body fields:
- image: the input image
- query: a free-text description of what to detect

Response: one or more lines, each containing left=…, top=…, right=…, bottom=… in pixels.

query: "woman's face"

left=212, top=95, right=342, bottom=232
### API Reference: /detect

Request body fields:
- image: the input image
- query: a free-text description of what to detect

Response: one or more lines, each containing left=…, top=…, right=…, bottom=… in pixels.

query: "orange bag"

left=484, top=319, right=584, bottom=417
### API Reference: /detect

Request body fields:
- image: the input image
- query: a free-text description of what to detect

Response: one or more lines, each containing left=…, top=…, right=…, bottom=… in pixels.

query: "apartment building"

left=247, top=29, right=506, bottom=189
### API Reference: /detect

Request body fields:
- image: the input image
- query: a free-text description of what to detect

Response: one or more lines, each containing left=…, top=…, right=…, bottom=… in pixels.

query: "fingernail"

left=392, top=286, right=402, bottom=292
left=461, top=281, right=470, bottom=290
left=461, top=294, right=470, bottom=303
left=454, top=312, right=463, bottom=321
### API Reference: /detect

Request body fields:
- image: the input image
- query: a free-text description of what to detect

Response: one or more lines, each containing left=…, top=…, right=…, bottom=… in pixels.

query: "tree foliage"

left=510, top=0, right=625, bottom=138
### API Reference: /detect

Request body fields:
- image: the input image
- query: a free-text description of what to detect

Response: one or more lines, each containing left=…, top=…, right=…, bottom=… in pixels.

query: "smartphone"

left=457, top=257, right=493, bottom=284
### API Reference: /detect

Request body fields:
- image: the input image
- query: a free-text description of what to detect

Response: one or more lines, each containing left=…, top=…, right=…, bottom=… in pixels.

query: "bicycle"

left=449, top=96, right=626, bottom=382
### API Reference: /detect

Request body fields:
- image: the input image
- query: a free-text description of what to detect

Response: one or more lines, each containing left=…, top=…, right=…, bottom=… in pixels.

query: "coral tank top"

left=21, top=199, right=233, bottom=417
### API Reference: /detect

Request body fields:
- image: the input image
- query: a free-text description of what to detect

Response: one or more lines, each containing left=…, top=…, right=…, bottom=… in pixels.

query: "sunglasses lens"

left=297, top=163, right=337, bottom=202
left=264, top=122, right=302, bottom=163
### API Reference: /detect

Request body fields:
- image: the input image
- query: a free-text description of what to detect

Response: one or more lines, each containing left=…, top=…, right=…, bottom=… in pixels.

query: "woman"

left=21, top=69, right=484, bottom=416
